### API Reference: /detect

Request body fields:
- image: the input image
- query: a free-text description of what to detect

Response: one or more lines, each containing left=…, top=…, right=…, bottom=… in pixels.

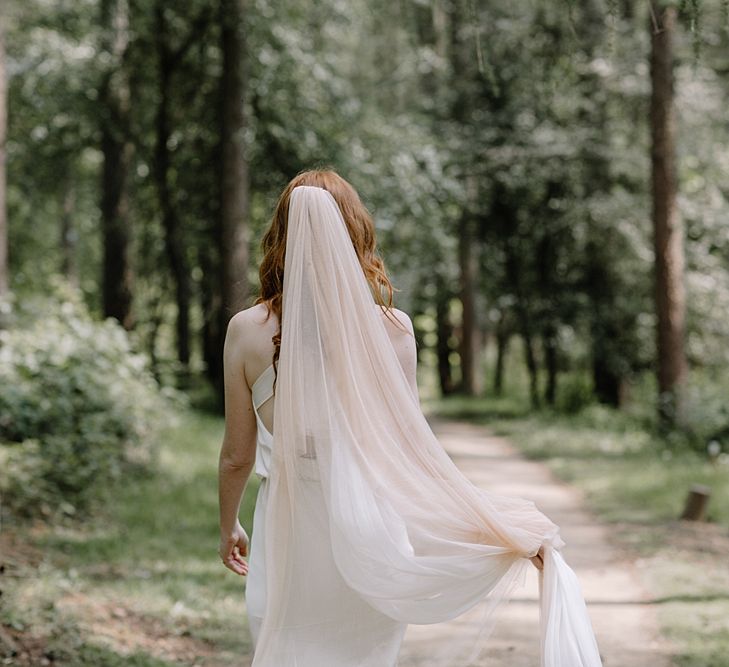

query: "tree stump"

left=680, top=484, right=711, bottom=521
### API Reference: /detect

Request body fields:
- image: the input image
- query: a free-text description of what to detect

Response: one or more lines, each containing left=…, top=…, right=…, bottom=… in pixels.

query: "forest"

left=1, top=0, right=729, bottom=665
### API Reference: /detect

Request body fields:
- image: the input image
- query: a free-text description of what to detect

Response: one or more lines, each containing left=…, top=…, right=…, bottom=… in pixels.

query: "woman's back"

left=241, top=302, right=418, bottom=438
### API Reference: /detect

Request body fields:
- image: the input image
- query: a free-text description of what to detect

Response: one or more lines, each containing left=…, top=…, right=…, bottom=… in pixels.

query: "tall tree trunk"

left=448, top=0, right=481, bottom=396
left=650, top=1, right=687, bottom=426
left=219, top=0, right=249, bottom=317
left=493, top=314, right=509, bottom=396
left=537, top=228, right=559, bottom=406
left=201, top=244, right=223, bottom=397
left=519, top=315, right=539, bottom=409
left=214, top=0, right=250, bottom=405
left=0, top=15, right=9, bottom=303
left=435, top=278, right=455, bottom=396
left=458, top=208, right=479, bottom=395
left=542, top=326, right=558, bottom=405
left=100, top=0, right=134, bottom=330
left=154, top=3, right=191, bottom=373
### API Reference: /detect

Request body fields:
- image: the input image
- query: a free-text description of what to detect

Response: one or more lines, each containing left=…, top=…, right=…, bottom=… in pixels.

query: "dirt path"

left=398, top=418, right=676, bottom=667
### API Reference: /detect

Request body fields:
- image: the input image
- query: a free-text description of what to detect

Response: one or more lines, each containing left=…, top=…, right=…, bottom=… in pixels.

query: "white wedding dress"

left=246, top=362, right=408, bottom=664
left=244, top=185, right=603, bottom=667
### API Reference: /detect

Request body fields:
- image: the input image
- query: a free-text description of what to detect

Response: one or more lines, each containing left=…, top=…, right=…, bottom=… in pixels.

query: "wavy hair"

left=253, top=168, right=408, bottom=391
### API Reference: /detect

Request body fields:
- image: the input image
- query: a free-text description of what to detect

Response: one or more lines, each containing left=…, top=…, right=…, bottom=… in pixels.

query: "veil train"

left=251, top=185, right=603, bottom=667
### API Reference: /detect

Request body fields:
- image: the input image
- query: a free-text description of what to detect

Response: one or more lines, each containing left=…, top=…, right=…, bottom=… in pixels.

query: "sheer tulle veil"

left=251, top=184, right=604, bottom=666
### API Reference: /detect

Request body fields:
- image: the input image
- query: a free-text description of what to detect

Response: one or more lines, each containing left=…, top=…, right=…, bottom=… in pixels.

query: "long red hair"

left=253, top=168, right=407, bottom=389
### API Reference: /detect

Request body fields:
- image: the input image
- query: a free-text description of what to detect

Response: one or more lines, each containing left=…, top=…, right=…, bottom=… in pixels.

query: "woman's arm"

left=217, top=311, right=258, bottom=576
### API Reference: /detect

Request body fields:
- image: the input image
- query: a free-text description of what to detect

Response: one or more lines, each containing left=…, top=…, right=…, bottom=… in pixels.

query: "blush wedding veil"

left=251, top=184, right=603, bottom=667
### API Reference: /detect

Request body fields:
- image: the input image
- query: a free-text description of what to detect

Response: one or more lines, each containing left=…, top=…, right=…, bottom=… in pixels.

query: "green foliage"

left=555, top=372, right=595, bottom=414
left=1, top=409, right=259, bottom=665
left=0, top=281, right=181, bottom=520
left=676, top=375, right=729, bottom=453
left=4, top=0, right=729, bottom=431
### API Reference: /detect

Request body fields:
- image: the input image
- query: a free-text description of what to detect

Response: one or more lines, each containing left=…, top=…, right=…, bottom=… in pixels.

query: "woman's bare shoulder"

left=380, top=306, right=414, bottom=336
left=226, top=304, right=277, bottom=356
left=227, top=303, right=278, bottom=339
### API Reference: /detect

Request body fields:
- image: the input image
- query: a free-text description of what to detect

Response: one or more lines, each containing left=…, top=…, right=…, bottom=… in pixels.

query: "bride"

left=217, top=169, right=603, bottom=666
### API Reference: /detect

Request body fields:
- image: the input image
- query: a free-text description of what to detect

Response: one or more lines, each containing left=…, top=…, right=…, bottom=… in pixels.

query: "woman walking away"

left=217, top=169, right=603, bottom=667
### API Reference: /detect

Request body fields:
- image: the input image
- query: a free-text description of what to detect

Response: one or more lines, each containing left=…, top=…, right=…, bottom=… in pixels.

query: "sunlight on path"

left=398, top=418, right=676, bottom=667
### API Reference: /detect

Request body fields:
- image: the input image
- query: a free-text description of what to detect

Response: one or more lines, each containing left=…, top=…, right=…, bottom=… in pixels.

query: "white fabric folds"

left=251, top=185, right=603, bottom=666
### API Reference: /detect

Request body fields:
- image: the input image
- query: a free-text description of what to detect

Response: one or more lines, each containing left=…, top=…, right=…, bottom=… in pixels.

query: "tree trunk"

left=650, top=1, right=688, bottom=426
left=458, top=204, right=479, bottom=396
left=100, top=0, right=134, bottom=330
left=200, top=238, right=225, bottom=404
left=215, top=0, right=250, bottom=403
left=458, top=175, right=481, bottom=396
left=542, top=326, right=558, bottom=406
left=536, top=228, right=559, bottom=406
left=219, top=0, right=250, bottom=318
left=154, top=3, right=192, bottom=373
left=0, top=18, right=7, bottom=303
left=520, top=320, right=540, bottom=409
left=493, top=316, right=509, bottom=396
left=448, top=1, right=481, bottom=396
left=435, top=280, right=455, bottom=396
left=536, top=223, right=559, bottom=406
left=0, top=17, right=7, bottom=304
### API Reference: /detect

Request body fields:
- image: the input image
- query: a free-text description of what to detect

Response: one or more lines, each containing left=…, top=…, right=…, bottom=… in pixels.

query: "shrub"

left=676, top=379, right=729, bottom=455
left=555, top=372, right=595, bottom=415
left=0, top=282, right=179, bottom=520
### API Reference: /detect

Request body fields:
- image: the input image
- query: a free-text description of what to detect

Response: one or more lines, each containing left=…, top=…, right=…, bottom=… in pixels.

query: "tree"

left=211, top=0, right=250, bottom=403
left=219, top=0, right=250, bottom=317
left=0, top=13, right=8, bottom=302
left=153, top=3, right=211, bottom=374
left=650, top=0, right=688, bottom=426
left=449, top=0, right=481, bottom=396
left=458, top=196, right=480, bottom=396
left=100, top=0, right=134, bottom=330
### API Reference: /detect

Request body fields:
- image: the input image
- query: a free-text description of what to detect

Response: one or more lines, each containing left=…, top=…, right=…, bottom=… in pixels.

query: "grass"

left=3, top=362, right=729, bottom=666
left=1, top=410, right=259, bottom=666
left=426, top=391, right=729, bottom=667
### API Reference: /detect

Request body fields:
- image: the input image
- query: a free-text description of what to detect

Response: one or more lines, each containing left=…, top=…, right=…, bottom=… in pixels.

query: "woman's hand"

left=219, top=521, right=249, bottom=576
left=529, top=545, right=545, bottom=572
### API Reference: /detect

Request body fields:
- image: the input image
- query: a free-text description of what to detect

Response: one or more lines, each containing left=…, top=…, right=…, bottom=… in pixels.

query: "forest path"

left=398, top=417, right=676, bottom=667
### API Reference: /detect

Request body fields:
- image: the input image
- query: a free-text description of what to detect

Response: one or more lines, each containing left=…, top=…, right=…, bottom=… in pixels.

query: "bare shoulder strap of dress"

left=251, top=363, right=275, bottom=410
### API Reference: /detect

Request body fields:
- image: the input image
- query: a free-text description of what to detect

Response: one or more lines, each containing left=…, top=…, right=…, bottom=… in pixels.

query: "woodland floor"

left=400, top=417, right=677, bottom=667
left=4, top=410, right=715, bottom=665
